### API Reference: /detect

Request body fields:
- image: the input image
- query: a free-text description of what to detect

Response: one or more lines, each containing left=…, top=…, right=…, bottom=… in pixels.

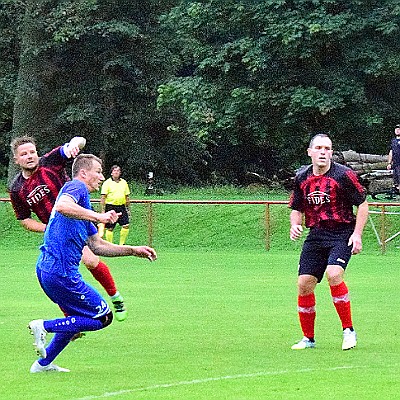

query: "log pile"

left=333, top=150, right=392, bottom=194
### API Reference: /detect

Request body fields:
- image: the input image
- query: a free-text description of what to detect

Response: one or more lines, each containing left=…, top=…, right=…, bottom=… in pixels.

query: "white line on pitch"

left=74, top=365, right=367, bottom=400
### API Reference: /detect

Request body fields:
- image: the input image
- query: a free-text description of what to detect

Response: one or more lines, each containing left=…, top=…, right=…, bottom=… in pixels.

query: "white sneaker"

left=342, top=328, right=357, bottom=350
left=30, top=360, right=70, bottom=373
left=291, top=336, right=315, bottom=350
left=28, top=319, right=47, bottom=358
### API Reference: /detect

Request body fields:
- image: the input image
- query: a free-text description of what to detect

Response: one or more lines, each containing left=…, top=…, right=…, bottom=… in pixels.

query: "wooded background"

left=1, top=0, right=400, bottom=187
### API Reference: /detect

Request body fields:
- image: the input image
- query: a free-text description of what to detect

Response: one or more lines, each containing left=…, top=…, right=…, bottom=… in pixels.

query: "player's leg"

left=394, top=166, right=400, bottom=192
left=119, top=226, right=129, bottom=245
left=82, top=246, right=127, bottom=321
left=291, top=239, right=326, bottom=350
left=104, top=204, right=117, bottom=243
left=118, top=208, right=130, bottom=245
left=291, top=274, right=318, bottom=349
left=326, top=241, right=357, bottom=350
left=29, top=271, right=113, bottom=372
left=105, top=227, right=114, bottom=243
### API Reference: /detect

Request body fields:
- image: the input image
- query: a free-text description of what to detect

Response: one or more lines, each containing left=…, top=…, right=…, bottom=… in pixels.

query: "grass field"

left=1, top=182, right=400, bottom=399
left=1, top=247, right=399, bottom=400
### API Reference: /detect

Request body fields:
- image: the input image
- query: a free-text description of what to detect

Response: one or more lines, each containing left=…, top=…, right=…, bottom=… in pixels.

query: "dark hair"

left=309, top=133, right=331, bottom=148
left=10, top=136, right=36, bottom=155
left=72, top=154, right=102, bottom=177
left=110, top=165, right=121, bottom=174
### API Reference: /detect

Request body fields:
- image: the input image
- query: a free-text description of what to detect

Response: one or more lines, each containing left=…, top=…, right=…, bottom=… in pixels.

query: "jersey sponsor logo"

left=27, top=185, right=51, bottom=206
left=306, top=190, right=330, bottom=205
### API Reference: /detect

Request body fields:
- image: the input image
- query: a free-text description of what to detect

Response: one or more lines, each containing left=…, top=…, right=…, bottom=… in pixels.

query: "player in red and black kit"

left=9, top=136, right=127, bottom=322
left=289, top=134, right=369, bottom=351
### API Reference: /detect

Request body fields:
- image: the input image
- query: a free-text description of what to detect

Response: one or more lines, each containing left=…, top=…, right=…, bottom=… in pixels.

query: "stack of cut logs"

left=333, top=150, right=392, bottom=194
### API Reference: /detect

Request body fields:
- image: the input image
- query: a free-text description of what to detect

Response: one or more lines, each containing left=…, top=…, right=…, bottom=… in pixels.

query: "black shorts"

left=393, top=165, right=400, bottom=185
left=298, top=226, right=353, bottom=283
left=105, top=204, right=130, bottom=229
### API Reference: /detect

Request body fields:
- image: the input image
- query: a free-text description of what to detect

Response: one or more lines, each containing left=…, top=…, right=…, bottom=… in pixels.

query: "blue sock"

left=43, top=316, right=103, bottom=333
left=39, top=332, right=73, bottom=366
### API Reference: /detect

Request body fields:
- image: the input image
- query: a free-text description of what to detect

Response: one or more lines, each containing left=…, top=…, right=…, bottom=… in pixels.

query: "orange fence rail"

left=1, top=197, right=399, bottom=252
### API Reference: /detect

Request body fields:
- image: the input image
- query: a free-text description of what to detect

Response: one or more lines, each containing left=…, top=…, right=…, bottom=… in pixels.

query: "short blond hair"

left=10, top=136, right=36, bottom=155
left=72, top=154, right=102, bottom=177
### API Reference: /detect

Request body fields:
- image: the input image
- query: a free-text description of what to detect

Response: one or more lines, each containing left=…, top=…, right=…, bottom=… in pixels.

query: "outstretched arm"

left=20, top=218, right=46, bottom=233
left=87, top=234, right=157, bottom=260
left=55, top=194, right=119, bottom=225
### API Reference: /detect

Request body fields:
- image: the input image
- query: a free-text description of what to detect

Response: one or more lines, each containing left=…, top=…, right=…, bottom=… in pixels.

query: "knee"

left=326, top=266, right=344, bottom=286
left=297, top=275, right=317, bottom=296
left=82, top=248, right=100, bottom=270
left=99, top=311, right=114, bottom=328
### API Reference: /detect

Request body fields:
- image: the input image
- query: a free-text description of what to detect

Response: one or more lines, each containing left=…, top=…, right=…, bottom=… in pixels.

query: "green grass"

left=1, top=249, right=399, bottom=399
left=2, top=181, right=400, bottom=398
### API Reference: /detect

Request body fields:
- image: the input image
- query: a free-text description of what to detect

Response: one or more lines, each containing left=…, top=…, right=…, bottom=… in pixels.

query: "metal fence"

left=1, top=197, right=399, bottom=252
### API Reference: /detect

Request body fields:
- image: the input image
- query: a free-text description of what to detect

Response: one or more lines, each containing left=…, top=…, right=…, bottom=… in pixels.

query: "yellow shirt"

left=101, top=178, right=130, bottom=205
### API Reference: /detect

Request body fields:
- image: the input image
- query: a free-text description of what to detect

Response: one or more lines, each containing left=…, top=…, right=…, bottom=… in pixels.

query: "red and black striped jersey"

left=9, top=147, right=70, bottom=224
left=289, top=162, right=367, bottom=229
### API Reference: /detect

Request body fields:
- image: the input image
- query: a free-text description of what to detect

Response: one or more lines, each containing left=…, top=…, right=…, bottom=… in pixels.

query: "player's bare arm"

left=387, top=149, right=393, bottom=170
left=55, top=194, right=119, bottom=224
left=87, top=234, right=157, bottom=261
left=290, top=209, right=304, bottom=240
left=20, top=218, right=46, bottom=233
left=348, top=200, right=369, bottom=254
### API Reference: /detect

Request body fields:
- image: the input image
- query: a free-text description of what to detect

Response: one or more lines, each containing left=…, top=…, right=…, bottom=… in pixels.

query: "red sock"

left=298, top=293, right=316, bottom=339
left=330, top=282, right=353, bottom=329
left=89, top=261, right=117, bottom=297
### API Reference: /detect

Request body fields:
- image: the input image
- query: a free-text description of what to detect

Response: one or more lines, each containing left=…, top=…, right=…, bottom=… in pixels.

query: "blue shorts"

left=36, top=268, right=110, bottom=318
left=298, top=227, right=353, bottom=283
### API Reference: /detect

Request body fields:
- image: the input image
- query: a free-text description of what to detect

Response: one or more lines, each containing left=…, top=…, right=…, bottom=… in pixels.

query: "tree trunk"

left=7, top=1, right=57, bottom=186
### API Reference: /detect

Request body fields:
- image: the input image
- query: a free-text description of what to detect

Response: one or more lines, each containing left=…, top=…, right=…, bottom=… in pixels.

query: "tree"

left=158, top=0, right=400, bottom=182
left=6, top=0, right=208, bottom=185
left=0, top=0, right=23, bottom=179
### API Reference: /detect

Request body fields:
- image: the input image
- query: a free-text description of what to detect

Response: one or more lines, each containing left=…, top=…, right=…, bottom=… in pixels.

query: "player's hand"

left=64, top=137, right=86, bottom=158
left=387, top=163, right=392, bottom=170
left=348, top=233, right=362, bottom=254
left=68, top=145, right=81, bottom=158
left=131, top=246, right=157, bottom=261
left=290, top=224, right=303, bottom=240
left=98, top=210, right=121, bottom=224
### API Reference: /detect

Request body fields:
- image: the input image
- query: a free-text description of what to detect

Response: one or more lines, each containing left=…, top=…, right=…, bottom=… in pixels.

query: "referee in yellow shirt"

left=100, top=165, right=131, bottom=245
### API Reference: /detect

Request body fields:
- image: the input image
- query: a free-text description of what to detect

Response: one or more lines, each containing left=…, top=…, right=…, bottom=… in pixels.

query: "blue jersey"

left=37, top=179, right=97, bottom=277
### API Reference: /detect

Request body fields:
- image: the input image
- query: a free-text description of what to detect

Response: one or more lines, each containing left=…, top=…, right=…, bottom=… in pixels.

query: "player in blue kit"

left=28, top=154, right=157, bottom=373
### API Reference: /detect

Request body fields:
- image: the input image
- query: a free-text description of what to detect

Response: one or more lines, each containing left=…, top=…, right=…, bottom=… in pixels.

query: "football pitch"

left=1, top=248, right=399, bottom=399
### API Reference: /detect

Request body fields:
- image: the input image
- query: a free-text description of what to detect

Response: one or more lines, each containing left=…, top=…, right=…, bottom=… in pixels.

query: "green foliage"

left=3, top=0, right=400, bottom=185
left=158, top=0, right=400, bottom=180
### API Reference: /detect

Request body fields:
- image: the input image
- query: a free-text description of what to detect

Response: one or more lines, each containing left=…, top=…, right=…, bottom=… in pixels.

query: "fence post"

left=265, top=203, right=270, bottom=251
left=380, top=205, right=386, bottom=254
left=147, top=201, right=154, bottom=247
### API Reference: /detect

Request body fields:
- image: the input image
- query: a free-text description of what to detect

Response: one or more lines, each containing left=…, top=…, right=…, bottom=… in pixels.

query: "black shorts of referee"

left=104, top=204, right=130, bottom=229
